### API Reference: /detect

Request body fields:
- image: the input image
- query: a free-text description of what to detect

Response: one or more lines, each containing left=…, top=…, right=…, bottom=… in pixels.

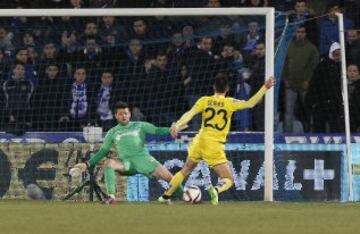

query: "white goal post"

left=337, top=13, right=353, bottom=202
left=0, top=7, right=275, bottom=201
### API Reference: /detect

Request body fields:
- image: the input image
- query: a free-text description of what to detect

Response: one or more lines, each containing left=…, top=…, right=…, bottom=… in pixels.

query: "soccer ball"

left=183, top=185, right=202, bottom=203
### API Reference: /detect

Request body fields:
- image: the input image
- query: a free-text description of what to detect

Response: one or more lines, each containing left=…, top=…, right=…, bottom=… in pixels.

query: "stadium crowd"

left=0, top=0, right=360, bottom=134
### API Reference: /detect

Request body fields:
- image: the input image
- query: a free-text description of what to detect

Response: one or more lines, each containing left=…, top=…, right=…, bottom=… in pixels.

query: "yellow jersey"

left=175, top=85, right=268, bottom=142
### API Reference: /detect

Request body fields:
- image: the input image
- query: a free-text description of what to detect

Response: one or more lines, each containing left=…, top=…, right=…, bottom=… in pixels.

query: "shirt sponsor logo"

left=115, top=131, right=139, bottom=141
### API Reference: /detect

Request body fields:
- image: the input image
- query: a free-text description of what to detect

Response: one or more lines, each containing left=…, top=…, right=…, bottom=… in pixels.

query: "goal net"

left=0, top=5, right=356, bottom=202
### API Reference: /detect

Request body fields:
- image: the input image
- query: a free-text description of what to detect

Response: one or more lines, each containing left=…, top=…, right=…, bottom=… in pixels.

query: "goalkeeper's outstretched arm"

left=87, top=148, right=110, bottom=167
left=142, top=122, right=171, bottom=135
left=87, top=129, right=115, bottom=166
left=71, top=129, right=114, bottom=174
left=70, top=147, right=111, bottom=176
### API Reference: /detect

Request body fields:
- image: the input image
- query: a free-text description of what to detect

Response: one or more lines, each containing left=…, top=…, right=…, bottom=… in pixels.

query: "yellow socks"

left=164, top=172, right=185, bottom=197
left=215, top=178, right=233, bottom=194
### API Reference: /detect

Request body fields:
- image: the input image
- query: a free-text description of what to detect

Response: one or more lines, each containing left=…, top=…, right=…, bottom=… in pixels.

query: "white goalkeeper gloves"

left=69, top=162, right=88, bottom=177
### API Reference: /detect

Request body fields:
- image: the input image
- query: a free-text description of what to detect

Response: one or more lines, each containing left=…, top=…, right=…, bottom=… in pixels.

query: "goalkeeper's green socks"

left=164, top=172, right=185, bottom=197
left=104, top=167, right=116, bottom=196
left=215, top=178, right=233, bottom=193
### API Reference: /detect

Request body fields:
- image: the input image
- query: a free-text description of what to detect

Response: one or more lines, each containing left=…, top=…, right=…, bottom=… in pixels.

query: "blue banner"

left=127, top=144, right=345, bottom=202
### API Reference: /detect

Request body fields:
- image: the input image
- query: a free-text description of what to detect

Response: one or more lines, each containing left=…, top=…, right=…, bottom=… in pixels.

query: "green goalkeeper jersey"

left=88, top=121, right=170, bottom=166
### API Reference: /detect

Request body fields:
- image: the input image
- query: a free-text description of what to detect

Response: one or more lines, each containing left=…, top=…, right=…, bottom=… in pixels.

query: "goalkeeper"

left=159, top=73, right=275, bottom=205
left=72, top=101, right=183, bottom=204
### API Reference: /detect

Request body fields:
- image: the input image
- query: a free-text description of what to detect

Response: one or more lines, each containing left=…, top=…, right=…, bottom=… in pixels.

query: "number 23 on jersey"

left=203, top=107, right=229, bottom=131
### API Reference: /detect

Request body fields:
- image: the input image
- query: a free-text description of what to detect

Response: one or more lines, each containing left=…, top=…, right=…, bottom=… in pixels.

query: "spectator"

left=216, top=43, right=243, bottom=96
left=149, top=16, right=175, bottom=38
left=306, top=0, right=328, bottom=16
left=99, top=16, right=127, bottom=45
left=213, top=23, right=237, bottom=55
left=10, top=11, right=31, bottom=36
left=346, top=29, right=360, bottom=64
left=112, top=38, right=146, bottom=118
left=129, top=18, right=157, bottom=53
left=233, top=70, right=252, bottom=131
left=12, top=48, right=36, bottom=82
left=239, top=21, right=263, bottom=60
left=40, top=42, right=58, bottom=61
left=319, top=2, right=354, bottom=56
left=184, top=36, right=216, bottom=130
left=21, top=32, right=36, bottom=48
left=197, top=1, right=225, bottom=34
left=347, top=64, right=360, bottom=132
left=0, top=48, right=9, bottom=80
left=78, top=21, right=102, bottom=45
left=130, top=19, right=149, bottom=41
left=61, top=30, right=80, bottom=55
left=167, top=31, right=186, bottom=65
left=31, top=18, right=57, bottom=46
left=283, top=26, right=319, bottom=132
left=145, top=51, right=184, bottom=126
left=38, top=42, right=61, bottom=74
left=71, top=36, right=103, bottom=81
left=182, top=25, right=196, bottom=49
left=288, top=0, right=315, bottom=21
left=58, top=16, right=84, bottom=37
left=1, top=63, right=34, bottom=134
left=84, top=22, right=98, bottom=37
left=92, top=71, right=115, bottom=130
left=68, top=0, right=84, bottom=8
left=103, top=30, right=116, bottom=47
left=306, top=42, right=344, bottom=133
left=288, top=0, right=318, bottom=46
left=207, top=0, right=221, bottom=7
left=247, top=41, right=265, bottom=131
left=0, top=26, right=14, bottom=51
left=344, top=0, right=360, bottom=27
left=26, top=46, right=39, bottom=66
left=63, top=67, right=94, bottom=131
left=33, top=64, right=68, bottom=131
left=185, top=36, right=216, bottom=94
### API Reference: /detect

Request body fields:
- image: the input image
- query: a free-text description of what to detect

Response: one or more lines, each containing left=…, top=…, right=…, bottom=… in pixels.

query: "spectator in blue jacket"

left=319, top=2, right=354, bottom=56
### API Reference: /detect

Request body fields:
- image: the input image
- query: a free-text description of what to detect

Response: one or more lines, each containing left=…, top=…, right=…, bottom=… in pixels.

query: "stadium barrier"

left=0, top=142, right=126, bottom=201
left=1, top=133, right=360, bottom=202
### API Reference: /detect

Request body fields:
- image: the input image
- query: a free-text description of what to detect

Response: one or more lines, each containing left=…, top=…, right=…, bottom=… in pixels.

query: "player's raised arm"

left=231, top=77, right=275, bottom=111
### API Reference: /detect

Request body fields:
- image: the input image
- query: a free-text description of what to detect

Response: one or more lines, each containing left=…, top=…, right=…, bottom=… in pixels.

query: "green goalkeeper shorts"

left=120, top=155, right=161, bottom=177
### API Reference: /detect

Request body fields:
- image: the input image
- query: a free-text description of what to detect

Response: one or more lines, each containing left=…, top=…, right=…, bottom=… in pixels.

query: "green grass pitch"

left=1, top=200, right=360, bottom=234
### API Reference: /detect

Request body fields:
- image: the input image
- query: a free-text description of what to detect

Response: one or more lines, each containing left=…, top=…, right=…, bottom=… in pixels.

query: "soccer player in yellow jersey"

left=159, top=73, right=275, bottom=205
